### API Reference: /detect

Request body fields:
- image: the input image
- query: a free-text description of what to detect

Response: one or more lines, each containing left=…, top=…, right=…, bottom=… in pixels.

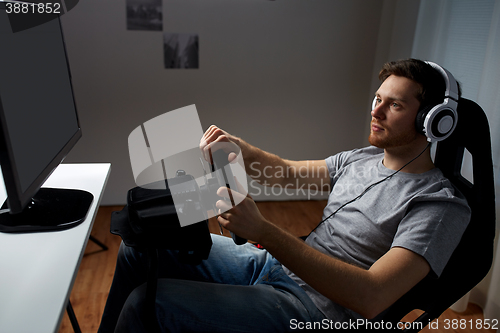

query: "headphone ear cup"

left=415, top=105, right=432, bottom=135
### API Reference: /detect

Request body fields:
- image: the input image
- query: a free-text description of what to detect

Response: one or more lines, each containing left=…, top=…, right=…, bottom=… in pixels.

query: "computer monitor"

left=0, top=2, right=93, bottom=232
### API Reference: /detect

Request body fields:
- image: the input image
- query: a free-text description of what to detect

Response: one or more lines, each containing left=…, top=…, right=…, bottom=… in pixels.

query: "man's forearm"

left=200, top=126, right=329, bottom=190
left=255, top=220, right=430, bottom=320
left=235, top=137, right=330, bottom=190
left=257, top=222, right=380, bottom=319
left=233, top=136, right=291, bottom=186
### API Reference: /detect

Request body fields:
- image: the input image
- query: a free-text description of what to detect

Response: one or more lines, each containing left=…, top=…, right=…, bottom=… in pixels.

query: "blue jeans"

left=98, top=234, right=325, bottom=332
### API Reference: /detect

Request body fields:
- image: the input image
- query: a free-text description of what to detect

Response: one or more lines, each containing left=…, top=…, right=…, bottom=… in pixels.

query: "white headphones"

left=372, top=61, right=459, bottom=142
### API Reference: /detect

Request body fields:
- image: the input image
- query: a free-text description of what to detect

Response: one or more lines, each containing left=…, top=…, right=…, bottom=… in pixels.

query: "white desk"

left=0, top=163, right=111, bottom=333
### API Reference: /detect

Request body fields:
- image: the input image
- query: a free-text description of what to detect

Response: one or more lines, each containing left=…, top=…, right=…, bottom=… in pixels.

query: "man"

left=98, top=59, right=470, bottom=332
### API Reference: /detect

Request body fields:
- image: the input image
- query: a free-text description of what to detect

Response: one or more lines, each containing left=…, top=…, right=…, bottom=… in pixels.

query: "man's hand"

left=199, top=125, right=240, bottom=165
left=215, top=181, right=269, bottom=244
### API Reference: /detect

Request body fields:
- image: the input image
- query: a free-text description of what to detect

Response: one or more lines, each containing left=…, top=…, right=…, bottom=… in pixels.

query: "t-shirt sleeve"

left=325, top=151, right=347, bottom=176
left=325, top=146, right=384, bottom=188
left=391, top=184, right=470, bottom=277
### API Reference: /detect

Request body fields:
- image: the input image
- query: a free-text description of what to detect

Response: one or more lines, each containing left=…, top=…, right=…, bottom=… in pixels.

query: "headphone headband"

left=425, top=61, right=459, bottom=103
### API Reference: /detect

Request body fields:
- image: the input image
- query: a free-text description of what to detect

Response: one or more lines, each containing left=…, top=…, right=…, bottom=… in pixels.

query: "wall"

left=61, top=0, right=391, bottom=204
left=364, top=0, right=421, bottom=142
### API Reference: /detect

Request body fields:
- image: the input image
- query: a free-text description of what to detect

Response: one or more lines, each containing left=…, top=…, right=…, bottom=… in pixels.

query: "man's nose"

left=371, top=102, right=385, bottom=119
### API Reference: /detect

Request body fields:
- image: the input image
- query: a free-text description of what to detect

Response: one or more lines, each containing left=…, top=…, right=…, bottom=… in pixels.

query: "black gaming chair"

left=381, top=98, right=496, bottom=331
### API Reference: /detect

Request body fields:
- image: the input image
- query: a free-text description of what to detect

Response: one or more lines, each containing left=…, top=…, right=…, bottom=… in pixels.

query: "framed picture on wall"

left=126, top=0, right=162, bottom=31
left=163, top=33, right=199, bottom=69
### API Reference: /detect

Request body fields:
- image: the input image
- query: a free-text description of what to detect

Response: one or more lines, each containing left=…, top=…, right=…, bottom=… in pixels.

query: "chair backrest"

left=382, top=98, right=496, bottom=327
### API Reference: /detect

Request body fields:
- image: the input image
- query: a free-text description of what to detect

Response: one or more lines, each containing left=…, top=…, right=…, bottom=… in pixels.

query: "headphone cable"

left=309, top=142, right=432, bottom=235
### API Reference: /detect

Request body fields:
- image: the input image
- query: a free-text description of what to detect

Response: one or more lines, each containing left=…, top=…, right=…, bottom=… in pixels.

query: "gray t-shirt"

left=284, top=146, right=470, bottom=322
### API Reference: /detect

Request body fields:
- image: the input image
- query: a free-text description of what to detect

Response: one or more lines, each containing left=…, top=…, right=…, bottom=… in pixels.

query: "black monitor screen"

left=0, top=4, right=82, bottom=215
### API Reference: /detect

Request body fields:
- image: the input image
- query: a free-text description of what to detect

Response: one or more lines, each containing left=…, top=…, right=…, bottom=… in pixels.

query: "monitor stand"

left=0, top=188, right=94, bottom=233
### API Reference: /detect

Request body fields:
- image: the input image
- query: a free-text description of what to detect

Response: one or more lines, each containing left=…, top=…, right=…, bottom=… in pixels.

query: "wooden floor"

left=58, top=201, right=494, bottom=332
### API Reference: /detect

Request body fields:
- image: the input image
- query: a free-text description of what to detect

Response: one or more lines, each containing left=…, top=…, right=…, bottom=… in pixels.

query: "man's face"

left=368, top=75, right=423, bottom=149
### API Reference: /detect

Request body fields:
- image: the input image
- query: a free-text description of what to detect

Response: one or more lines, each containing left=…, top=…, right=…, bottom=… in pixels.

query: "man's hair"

left=379, top=58, right=461, bottom=109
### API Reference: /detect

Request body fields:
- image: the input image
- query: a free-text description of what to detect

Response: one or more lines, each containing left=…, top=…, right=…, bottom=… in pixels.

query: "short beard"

left=368, top=130, right=418, bottom=149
